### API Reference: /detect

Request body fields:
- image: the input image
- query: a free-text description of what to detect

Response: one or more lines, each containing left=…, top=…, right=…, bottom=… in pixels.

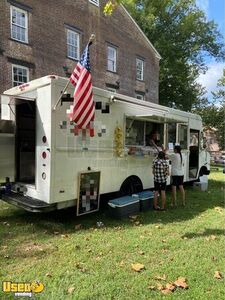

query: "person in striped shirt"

left=152, top=151, right=169, bottom=211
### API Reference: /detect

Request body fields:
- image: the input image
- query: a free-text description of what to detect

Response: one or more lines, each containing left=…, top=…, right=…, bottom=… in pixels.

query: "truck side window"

left=167, top=123, right=176, bottom=147
left=178, top=124, right=188, bottom=149
left=125, top=118, right=144, bottom=146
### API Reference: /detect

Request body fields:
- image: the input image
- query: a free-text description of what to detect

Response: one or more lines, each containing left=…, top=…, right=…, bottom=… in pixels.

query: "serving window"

left=125, top=117, right=164, bottom=147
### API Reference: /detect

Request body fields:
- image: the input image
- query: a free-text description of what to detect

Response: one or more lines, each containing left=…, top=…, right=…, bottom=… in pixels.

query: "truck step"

left=1, top=192, right=56, bottom=212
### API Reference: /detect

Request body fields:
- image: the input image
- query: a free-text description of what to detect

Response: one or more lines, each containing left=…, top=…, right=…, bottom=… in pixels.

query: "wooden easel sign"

left=77, top=171, right=101, bottom=216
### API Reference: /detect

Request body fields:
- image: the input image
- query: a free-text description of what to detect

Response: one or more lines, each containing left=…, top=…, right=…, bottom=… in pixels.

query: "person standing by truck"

left=152, top=151, right=169, bottom=210
left=170, top=145, right=185, bottom=206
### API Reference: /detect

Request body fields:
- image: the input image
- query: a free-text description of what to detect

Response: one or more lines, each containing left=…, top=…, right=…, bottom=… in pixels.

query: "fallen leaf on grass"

left=174, top=277, right=189, bottom=289
left=114, top=226, right=122, bottom=230
left=45, top=273, right=52, bottom=277
left=75, top=224, right=82, bottom=230
left=131, top=263, right=145, bottom=272
left=214, top=206, right=222, bottom=212
left=206, top=235, right=217, bottom=241
left=138, top=250, right=145, bottom=255
left=25, top=244, right=43, bottom=252
left=166, top=283, right=176, bottom=292
left=3, top=222, right=10, bottom=226
left=134, top=221, right=141, bottom=226
left=129, top=215, right=139, bottom=220
left=161, top=289, right=172, bottom=294
left=61, top=234, right=69, bottom=238
left=67, top=287, right=75, bottom=294
left=214, top=271, right=223, bottom=279
left=119, top=260, right=125, bottom=267
left=154, top=274, right=167, bottom=281
left=148, top=285, right=156, bottom=290
left=156, top=283, right=164, bottom=291
left=95, top=256, right=101, bottom=261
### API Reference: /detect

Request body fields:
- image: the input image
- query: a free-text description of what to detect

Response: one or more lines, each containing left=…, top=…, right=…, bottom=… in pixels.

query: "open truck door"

left=1, top=94, right=36, bottom=184
left=0, top=95, right=15, bottom=183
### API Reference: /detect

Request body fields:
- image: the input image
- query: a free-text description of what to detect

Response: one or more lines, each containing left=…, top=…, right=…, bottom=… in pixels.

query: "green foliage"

left=194, top=105, right=225, bottom=149
left=195, top=70, right=225, bottom=149
left=212, top=68, right=225, bottom=103
left=106, top=0, right=225, bottom=111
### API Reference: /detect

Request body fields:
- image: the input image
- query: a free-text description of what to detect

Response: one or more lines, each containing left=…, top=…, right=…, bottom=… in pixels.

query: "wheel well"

left=119, top=175, right=143, bottom=196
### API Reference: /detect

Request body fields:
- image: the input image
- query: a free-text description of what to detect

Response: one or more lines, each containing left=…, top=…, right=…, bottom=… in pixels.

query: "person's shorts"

left=171, top=176, right=184, bottom=187
left=154, top=181, right=166, bottom=191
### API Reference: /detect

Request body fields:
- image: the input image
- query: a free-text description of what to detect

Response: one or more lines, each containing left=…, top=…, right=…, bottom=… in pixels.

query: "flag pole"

left=53, top=34, right=95, bottom=111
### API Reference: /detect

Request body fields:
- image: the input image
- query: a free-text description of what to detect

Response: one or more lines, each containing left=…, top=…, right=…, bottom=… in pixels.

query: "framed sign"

left=77, top=171, right=101, bottom=216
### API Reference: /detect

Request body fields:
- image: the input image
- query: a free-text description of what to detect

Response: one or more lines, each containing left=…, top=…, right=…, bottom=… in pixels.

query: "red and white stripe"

left=70, top=63, right=95, bottom=129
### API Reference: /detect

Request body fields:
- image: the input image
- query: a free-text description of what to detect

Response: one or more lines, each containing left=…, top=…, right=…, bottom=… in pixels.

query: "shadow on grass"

left=0, top=178, right=224, bottom=242
left=182, top=228, right=224, bottom=239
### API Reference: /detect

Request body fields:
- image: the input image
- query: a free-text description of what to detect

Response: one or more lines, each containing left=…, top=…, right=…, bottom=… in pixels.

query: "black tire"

left=120, top=175, right=143, bottom=196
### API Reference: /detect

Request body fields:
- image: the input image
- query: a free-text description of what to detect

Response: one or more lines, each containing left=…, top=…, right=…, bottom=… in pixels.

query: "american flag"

left=69, top=43, right=95, bottom=136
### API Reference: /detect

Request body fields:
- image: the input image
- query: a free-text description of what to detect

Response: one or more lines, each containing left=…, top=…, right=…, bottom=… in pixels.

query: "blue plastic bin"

left=135, top=190, right=154, bottom=211
left=108, top=195, right=140, bottom=219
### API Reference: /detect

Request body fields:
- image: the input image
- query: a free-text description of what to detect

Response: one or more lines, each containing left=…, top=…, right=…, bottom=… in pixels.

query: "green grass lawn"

left=0, top=169, right=224, bottom=300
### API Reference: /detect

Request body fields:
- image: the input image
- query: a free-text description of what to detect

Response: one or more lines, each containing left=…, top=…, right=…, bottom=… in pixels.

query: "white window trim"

left=67, top=29, right=80, bottom=60
left=136, top=93, right=145, bottom=100
left=89, top=0, right=99, bottom=6
left=136, top=58, right=144, bottom=81
left=10, top=5, right=28, bottom=43
left=12, top=64, right=29, bottom=87
left=107, top=87, right=117, bottom=93
left=107, top=46, right=117, bottom=73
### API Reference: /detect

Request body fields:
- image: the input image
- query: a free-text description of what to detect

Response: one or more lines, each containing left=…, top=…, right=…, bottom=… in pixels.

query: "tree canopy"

left=194, top=69, right=225, bottom=149
left=105, top=0, right=225, bottom=111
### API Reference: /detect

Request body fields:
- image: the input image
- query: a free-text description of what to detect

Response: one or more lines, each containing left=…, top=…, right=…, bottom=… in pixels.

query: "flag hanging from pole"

left=69, top=42, right=95, bottom=137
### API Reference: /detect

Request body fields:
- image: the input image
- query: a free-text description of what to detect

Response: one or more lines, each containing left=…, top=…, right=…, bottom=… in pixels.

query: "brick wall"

left=0, top=0, right=159, bottom=103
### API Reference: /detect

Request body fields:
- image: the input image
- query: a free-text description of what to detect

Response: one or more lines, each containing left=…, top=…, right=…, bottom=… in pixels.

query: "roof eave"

left=121, top=5, right=161, bottom=60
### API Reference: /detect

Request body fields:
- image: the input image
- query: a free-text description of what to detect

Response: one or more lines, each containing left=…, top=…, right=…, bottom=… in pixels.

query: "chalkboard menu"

left=77, top=171, right=101, bottom=216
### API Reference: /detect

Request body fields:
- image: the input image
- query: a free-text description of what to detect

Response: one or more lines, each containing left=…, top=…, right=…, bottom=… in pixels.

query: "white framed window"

left=89, top=0, right=99, bottom=6
left=10, top=6, right=28, bottom=43
left=136, top=58, right=144, bottom=81
left=107, top=46, right=117, bottom=72
left=12, top=65, right=29, bottom=87
left=67, top=29, right=80, bottom=60
left=136, top=93, right=144, bottom=100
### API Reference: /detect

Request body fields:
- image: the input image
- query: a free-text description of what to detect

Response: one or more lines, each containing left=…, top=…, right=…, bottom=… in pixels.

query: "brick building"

left=0, top=0, right=160, bottom=102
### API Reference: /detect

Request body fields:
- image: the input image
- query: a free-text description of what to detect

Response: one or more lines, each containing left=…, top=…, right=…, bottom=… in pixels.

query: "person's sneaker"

left=153, top=206, right=161, bottom=211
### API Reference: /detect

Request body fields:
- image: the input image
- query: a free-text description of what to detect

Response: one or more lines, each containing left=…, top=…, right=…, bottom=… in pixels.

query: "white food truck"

left=0, top=75, right=210, bottom=213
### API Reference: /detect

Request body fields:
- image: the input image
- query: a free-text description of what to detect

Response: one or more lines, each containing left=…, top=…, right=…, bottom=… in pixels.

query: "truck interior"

left=189, top=129, right=199, bottom=178
left=16, top=100, right=36, bottom=184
